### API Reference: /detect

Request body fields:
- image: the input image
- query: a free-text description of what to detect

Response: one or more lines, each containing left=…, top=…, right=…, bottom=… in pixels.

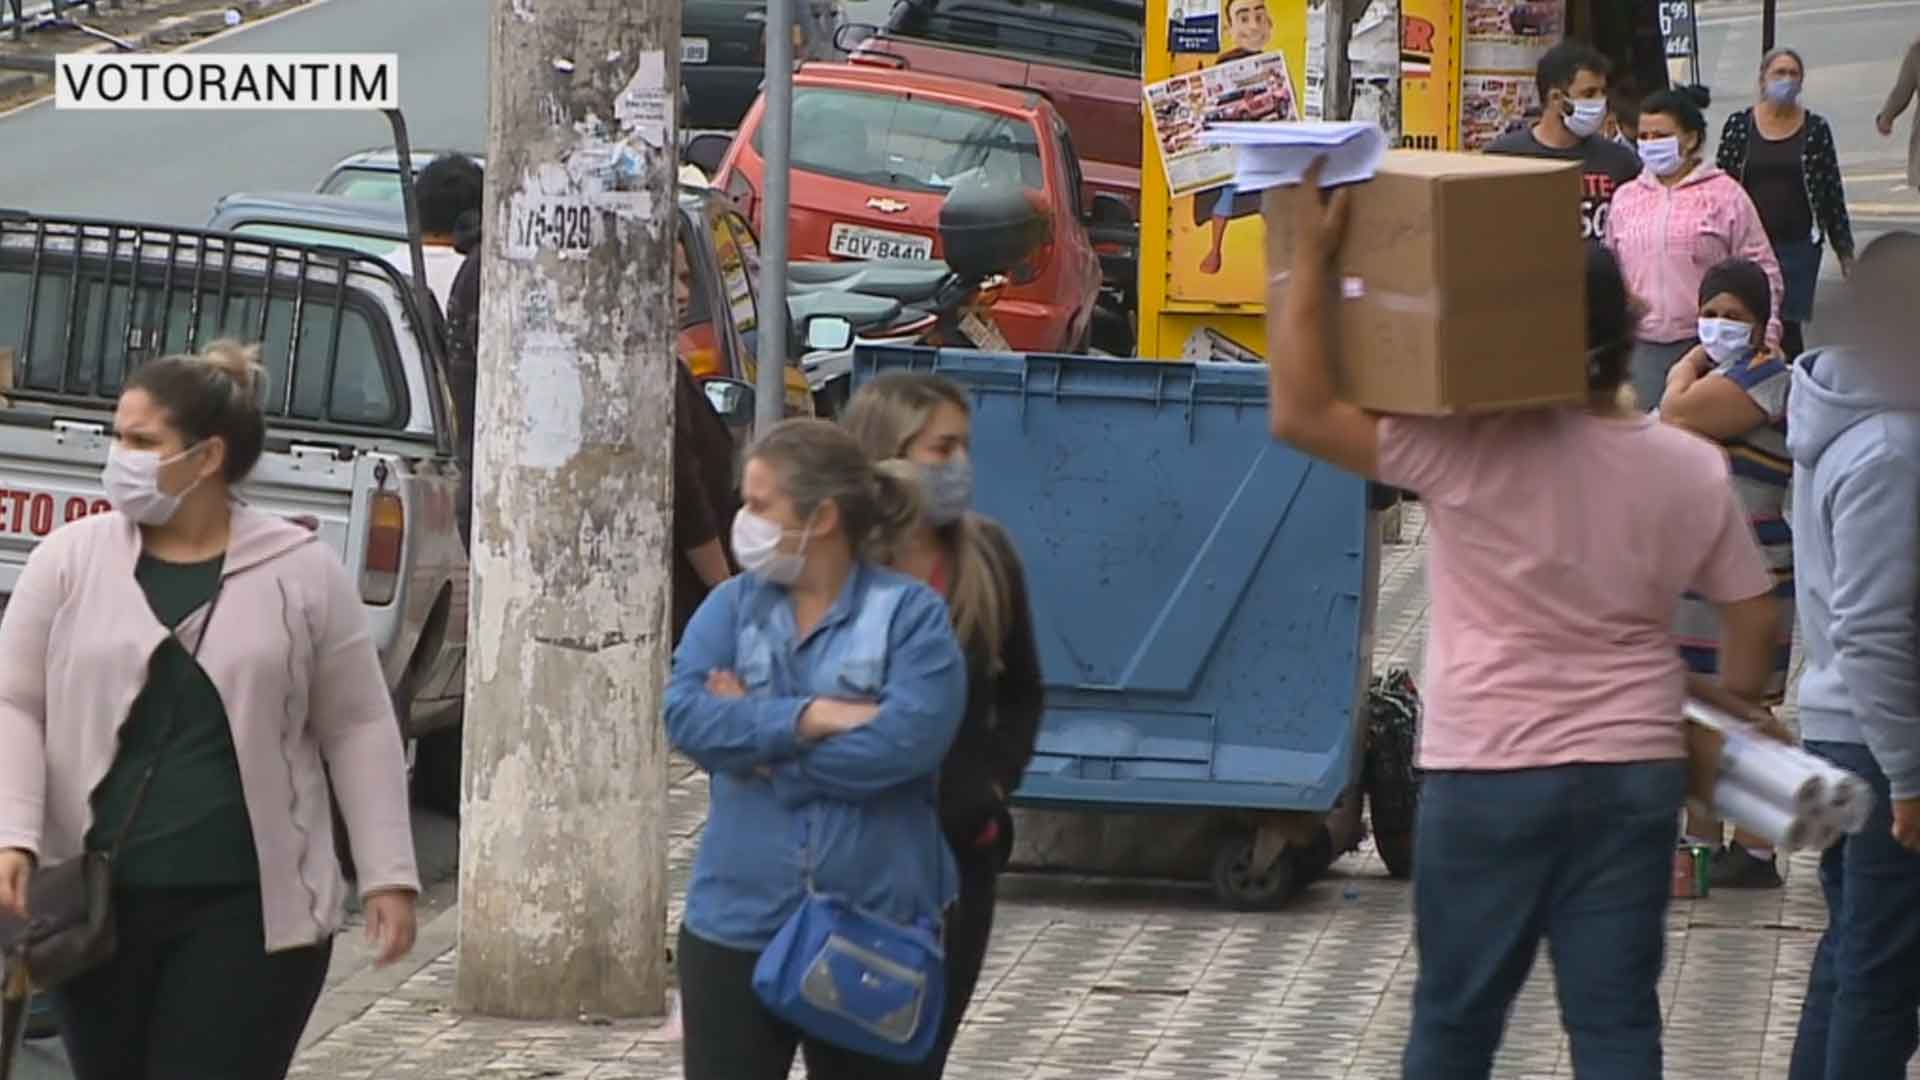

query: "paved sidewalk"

left=286, top=511, right=1899, bottom=1079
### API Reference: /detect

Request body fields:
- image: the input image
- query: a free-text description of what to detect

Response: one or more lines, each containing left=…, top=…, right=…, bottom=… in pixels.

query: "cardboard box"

left=1265, top=150, right=1589, bottom=416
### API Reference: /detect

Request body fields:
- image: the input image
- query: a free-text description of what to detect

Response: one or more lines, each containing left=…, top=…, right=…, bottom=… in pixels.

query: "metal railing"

left=0, top=214, right=419, bottom=433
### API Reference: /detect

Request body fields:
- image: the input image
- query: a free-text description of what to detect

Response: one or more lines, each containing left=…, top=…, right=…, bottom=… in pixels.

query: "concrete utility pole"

left=460, top=0, right=676, bottom=1020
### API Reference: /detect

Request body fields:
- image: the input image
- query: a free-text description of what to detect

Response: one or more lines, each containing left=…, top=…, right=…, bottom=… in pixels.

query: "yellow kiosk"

left=1135, top=0, right=1659, bottom=363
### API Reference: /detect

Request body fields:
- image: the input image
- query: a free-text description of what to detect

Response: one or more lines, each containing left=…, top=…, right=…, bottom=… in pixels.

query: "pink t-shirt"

left=1378, top=410, right=1774, bottom=770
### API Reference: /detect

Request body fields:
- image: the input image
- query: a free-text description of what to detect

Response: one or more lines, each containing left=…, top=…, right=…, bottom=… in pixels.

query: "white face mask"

left=1563, top=97, right=1608, bottom=139
left=731, top=508, right=813, bottom=586
left=103, top=442, right=203, bottom=526
left=1697, top=317, right=1757, bottom=365
left=1639, top=135, right=1686, bottom=177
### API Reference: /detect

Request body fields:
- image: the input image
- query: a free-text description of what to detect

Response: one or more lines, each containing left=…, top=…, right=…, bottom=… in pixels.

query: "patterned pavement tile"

left=289, top=510, right=1920, bottom=1079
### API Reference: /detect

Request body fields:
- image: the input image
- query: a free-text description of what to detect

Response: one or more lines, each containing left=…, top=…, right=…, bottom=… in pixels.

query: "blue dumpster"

left=852, top=347, right=1379, bottom=906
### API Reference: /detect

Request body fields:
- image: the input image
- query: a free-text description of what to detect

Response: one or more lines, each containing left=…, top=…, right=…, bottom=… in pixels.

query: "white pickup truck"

left=0, top=209, right=470, bottom=813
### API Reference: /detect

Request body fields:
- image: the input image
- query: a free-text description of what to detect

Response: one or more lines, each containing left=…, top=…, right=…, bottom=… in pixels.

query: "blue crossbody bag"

left=746, top=577, right=948, bottom=1064
left=750, top=815, right=948, bottom=1064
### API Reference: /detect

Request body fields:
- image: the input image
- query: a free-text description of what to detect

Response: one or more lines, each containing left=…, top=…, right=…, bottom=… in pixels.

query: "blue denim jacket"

left=666, top=562, right=967, bottom=951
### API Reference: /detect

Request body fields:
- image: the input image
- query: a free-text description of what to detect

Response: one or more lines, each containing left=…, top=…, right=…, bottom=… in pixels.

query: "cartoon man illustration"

left=1196, top=0, right=1283, bottom=274
left=1220, top=0, right=1272, bottom=60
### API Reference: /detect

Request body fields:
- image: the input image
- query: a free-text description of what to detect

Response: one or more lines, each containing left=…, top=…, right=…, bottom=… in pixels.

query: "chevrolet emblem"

left=866, top=197, right=910, bottom=214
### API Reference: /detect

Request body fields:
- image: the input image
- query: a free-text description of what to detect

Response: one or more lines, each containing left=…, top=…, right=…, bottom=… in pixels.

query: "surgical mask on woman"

left=1563, top=97, right=1609, bottom=139
left=731, top=508, right=813, bottom=586
left=918, top=457, right=973, bottom=527
left=1763, top=78, right=1802, bottom=106
left=103, top=442, right=203, bottom=526
left=1638, top=135, right=1686, bottom=177
left=1697, top=317, right=1757, bottom=365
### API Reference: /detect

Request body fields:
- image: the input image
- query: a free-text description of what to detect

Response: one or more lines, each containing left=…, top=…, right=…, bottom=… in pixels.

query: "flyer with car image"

left=1144, top=50, right=1299, bottom=196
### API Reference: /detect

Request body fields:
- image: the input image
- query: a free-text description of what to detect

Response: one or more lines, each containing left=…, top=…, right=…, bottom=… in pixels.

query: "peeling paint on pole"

left=463, top=0, right=678, bottom=1021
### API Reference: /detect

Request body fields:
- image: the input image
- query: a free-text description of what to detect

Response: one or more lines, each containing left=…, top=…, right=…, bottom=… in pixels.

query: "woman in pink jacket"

left=1608, top=87, right=1785, bottom=412
left=0, top=342, right=419, bottom=1079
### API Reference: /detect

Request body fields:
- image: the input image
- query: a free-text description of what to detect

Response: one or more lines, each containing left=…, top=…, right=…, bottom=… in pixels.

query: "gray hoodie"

left=1787, top=346, right=1920, bottom=798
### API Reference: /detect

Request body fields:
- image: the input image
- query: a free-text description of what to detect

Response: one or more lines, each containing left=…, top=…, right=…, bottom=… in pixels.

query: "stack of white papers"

left=1686, top=699, right=1873, bottom=851
left=1199, top=120, right=1389, bottom=193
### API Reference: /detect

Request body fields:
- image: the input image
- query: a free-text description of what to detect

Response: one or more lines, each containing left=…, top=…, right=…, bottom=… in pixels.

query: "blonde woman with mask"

left=0, top=341, right=419, bottom=1080
left=843, top=373, right=1044, bottom=1077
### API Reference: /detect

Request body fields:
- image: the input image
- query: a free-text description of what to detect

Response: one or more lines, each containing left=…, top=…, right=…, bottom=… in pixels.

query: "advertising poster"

left=1457, top=0, right=1561, bottom=151
left=1398, top=0, right=1454, bottom=150
left=1155, top=0, right=1306, bottom=306
left=1170, top=0, right=1224, bottom=53
left=1146, top=51, right=1301, bottom=195
left=1660, top=0, right=1699, bottom=87
left=1459, top=71, right=1539, bottom=150
left=1460, top=0, right=1562, bottom=70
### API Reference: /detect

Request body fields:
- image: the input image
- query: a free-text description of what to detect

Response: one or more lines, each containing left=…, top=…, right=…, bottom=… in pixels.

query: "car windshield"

left=886, top=0, right=1143, bottom=76
left=319, top=166, right=406, bottom=201
left=760, top=88, right=1045, bottom=195
left=230, top=222, right=409, bottom=259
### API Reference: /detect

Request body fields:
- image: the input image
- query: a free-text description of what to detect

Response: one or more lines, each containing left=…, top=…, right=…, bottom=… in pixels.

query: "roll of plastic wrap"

left=1746, top=737, right=1873, bottom=834
left=1717, top=732, right=1827, bottom=814
left=1808, top=762, right=1874, bottom=834
left=1712, top=777, right=1813, bottom=851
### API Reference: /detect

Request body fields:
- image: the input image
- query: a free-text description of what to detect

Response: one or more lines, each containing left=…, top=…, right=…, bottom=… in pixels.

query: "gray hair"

left=1760, top=47, right=1806, bottom=77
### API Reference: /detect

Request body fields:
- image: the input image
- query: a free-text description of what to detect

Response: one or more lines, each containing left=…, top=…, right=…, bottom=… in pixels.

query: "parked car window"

left=708, top=211, right=758, bottom=340
left=229, top=221, right=412, bottom=260
left=885, top=0, right=1143, bottom=76
left=719, top=210, right=764, bottom=357
left=675, top=233, right=727, bottom=380
left=0, top=261, right=402, bottom=428
left=318, top=167, right=408, bottom=202
left=759, top=88, right=1046, bottom=195
left=1053, top=116, right=1087, bottom=221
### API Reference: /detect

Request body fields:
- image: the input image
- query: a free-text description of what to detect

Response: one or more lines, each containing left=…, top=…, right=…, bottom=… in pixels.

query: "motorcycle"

left=786, top=173, right=1048, bottom=417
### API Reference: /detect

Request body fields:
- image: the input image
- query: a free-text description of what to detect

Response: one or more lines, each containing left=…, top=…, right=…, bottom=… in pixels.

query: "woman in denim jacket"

left=666, top=419, right=967, bottom=1080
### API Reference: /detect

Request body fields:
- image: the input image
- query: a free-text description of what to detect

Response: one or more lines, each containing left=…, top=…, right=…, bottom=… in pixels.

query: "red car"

left=713, top=61, right=1104, bottom=354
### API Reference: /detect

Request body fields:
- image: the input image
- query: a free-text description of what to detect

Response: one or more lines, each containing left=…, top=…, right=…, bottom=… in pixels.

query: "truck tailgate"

left=0, top=417, right=356, bottom=599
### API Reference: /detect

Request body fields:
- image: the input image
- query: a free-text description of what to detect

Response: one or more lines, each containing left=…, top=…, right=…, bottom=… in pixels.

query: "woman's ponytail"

left=866, top=458, right=927, bottom=558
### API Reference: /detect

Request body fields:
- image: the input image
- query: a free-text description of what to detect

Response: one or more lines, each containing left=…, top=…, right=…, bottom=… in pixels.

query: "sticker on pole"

left=54, top=54, right=399, bottom=110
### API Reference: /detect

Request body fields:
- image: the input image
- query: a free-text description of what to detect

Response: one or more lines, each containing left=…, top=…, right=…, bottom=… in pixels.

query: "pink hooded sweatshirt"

left=0, top=505, right=419, bottom=952
left=1606, top=163, right=1785, bottom=348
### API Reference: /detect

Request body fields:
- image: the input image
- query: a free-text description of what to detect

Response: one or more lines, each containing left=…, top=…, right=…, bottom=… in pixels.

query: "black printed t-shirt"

left=1486, top=126, right=1644, bottom=243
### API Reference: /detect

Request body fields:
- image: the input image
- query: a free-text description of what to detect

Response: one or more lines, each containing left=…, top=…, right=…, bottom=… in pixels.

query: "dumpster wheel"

left=1210, top=833, right=1296, bottom=911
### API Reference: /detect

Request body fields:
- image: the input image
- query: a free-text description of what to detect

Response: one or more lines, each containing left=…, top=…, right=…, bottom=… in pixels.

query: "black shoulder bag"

left=19, top=584, right=224, bottom=991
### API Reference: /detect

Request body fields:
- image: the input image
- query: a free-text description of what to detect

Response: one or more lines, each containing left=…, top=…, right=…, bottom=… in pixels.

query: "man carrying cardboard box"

left=1262, top=159, right=1780, bottom=1077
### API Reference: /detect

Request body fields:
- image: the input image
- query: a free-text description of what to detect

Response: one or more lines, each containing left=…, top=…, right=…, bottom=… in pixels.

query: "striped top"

left=1672, top=349, right=1795, bottom=699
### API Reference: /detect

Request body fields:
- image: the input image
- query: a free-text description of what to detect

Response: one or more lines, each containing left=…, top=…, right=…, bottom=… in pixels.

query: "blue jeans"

left=1788, top=741, right=1920, bottom=1080
left=1403, top=761, right=1686, bottom=1080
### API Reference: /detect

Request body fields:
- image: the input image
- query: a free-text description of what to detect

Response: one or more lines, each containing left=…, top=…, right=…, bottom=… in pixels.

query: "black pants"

left=679, top=925, right=937, bottom=1080
left=57, top=885, right=332, bottom=1080
left=1784, top=320, right=1807, bottom=361
left=919, top=846, right=1001, bottom=1077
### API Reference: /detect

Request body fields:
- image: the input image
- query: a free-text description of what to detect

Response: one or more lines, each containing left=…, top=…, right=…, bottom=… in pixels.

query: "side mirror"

left=804, top=315, right=856, bottom=353
left=684, top=132, right=732, bottom=178
left=702, top=377, right=756, bottom=429
left=834, top=21, right=879, bottom=52
left=1087, top=192, right=1136, bottom=227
